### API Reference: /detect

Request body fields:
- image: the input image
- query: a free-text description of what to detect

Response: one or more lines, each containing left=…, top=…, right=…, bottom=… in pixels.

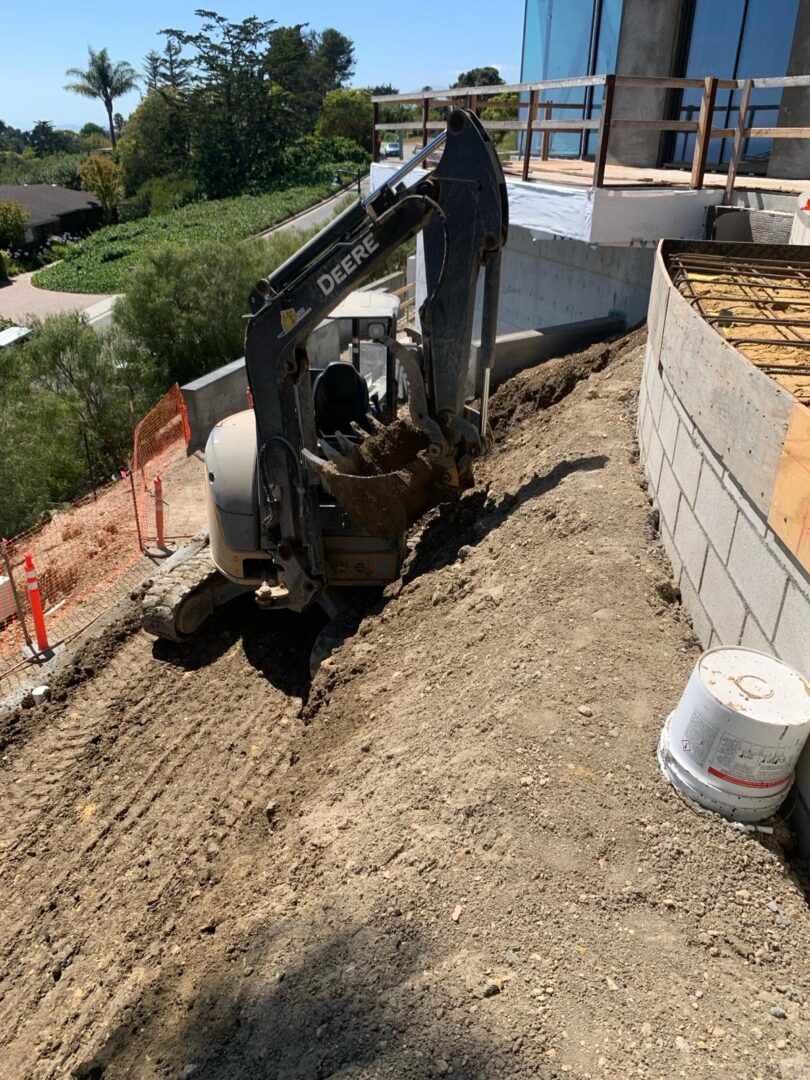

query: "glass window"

left=520, top=0, right=624, bottom=159
left=669, top=0, right=799, bottom=169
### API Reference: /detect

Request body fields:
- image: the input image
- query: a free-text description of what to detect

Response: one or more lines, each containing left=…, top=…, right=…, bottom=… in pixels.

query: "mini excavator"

left=142, top=109, right=508, bottom=643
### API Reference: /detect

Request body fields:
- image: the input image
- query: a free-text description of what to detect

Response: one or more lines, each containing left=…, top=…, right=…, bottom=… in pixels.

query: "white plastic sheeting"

left=369, top=162, right=721, bottom=247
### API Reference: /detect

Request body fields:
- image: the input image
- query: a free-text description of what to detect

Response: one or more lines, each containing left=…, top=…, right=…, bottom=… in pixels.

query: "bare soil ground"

left=2, top=329, right=810, bottom=1080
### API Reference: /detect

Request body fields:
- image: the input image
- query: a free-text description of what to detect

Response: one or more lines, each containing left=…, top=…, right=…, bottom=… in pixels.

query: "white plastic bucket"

left=658, top=647, right=810, bottom=822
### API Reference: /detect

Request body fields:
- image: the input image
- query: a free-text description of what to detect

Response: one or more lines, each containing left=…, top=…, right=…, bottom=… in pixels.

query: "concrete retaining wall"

left=415, top=224, right=657, bottom=342
left=183, top=358, right=248, bottom=453
left=637, top=240, right=810, bottom=848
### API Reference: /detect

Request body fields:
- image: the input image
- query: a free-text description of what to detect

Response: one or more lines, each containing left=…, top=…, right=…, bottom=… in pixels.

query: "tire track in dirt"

left=0, top=601, right=321, bottom=1078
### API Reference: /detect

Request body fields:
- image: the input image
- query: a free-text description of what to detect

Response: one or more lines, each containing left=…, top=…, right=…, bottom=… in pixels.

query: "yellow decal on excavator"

left=280, top=308, right=298, bottom=334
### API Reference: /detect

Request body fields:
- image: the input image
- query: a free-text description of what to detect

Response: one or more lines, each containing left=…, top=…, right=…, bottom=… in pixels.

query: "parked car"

left=382, top=141, right=401, bottom=158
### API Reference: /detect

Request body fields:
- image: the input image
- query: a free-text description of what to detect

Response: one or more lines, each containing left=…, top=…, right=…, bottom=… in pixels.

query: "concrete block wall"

left=639, top=347, right=810, bottom=669
left=416, top=224, right=656, bottom=343
left=638, top=242, right=810, bottom=850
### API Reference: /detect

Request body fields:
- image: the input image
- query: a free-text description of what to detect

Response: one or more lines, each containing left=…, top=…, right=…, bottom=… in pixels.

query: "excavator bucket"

left=308, top=421, right=450, bottom=540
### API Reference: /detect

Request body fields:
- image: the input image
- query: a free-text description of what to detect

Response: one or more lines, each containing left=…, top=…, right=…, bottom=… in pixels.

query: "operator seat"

left=313, top=361, right=370, bottom=436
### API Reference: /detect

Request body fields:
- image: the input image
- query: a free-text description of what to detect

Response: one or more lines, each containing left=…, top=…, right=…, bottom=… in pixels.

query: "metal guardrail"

left=372, top=74, right=810, bottom=197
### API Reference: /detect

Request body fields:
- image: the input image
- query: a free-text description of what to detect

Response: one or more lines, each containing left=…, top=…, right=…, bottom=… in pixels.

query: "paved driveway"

left=0, top=272, right=109, bottom=325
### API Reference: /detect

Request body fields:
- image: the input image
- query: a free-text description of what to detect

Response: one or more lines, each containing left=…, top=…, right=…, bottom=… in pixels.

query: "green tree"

left=117, top=88, right=191, bottom=194
left=160, top=11, right=282, bottom=196
left=268, top=24, right=313, bottom=93
left=452, top=67, right=504, bottom=88
left=79, top=154, right=124, bottom=223
left=316, top=89, right=372, bottom=151
left=0, top=121, right=26, bottom=153
left=312, top=28, right=355, bottom=93
left=162, top=34, right=191, bottom=90
left=64, top=46, right=140, bottom=149
left=0, top=200, right=30, bottom=248
left=0, top=314, right=135, bottom=535
left=143, top=50, right=163, bottom=90
left=28, top=120, right=76, bottom=156
left=80, top=121, right=107, bottom=139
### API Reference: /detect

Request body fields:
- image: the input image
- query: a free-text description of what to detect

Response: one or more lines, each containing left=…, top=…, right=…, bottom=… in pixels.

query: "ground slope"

left=2, top=330, right=810, bottom=1080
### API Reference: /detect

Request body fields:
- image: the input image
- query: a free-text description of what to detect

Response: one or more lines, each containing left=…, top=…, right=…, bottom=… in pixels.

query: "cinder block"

left=646, top=423, right=665, bottom=491
left=645, top=356, right=665, bottom=425
left=679, top=570, right=712, bottom=648
left=638, top=391, right=652, bottom=457
left=674, top=497, right=708, bottom=592
left=695, top=464, right=738, bottom=564
left=658, top=391, right=680, bottom=464
left=700, top=548, right=746, bottom=646
left=773, top=582, right=810, bottom=680
left=740, top=612, right=772, bottom=655
left=727, top=514, right=788, bottom=639
left=723, top=470, right=767, bottom=537
left=671, top=388, right=696, bottom=440
left=656, top=455, right=681, bottom=534
left=672, top=425, right=703, bottom=507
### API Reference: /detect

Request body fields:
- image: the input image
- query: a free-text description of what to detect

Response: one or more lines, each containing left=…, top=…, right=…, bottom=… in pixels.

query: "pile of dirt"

left=488, top=325, right=646, bottom=437
left=2, top=326, right=810, bottom=1079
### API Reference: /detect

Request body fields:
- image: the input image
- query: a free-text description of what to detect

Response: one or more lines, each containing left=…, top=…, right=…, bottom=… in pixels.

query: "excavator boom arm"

left=242, top=109, right=508, bottom=608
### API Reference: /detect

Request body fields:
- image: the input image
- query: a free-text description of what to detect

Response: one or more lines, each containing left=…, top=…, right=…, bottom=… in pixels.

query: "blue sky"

left=1, top=0, right=526, bottom=131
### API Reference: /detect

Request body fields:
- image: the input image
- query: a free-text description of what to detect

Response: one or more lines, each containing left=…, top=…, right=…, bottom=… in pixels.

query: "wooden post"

left=724, top=78, right=753, bottom=204
left=422, top=98, right=430, bottom=148
left=591, top=74, right=615, bottom=188
left=129, top=468, right=144, bottom=552
left=690, top=76, right=718, bottom=190
left=372, top=101, right=380, bottom=163
left=469, top=94, right=479, bottom=116
left=541, top=100, right=552, bottom=161
left=523, top=89, right=539, bottom=182
left=154, top=475, right=166, bottom=550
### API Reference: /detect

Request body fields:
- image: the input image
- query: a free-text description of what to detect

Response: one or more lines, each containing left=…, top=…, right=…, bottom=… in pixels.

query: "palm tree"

left=65, top=47, right=139, bottom=149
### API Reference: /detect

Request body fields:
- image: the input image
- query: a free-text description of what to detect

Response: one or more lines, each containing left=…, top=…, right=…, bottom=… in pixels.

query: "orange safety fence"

left=0, top=384, right=192, bottom=677
left=0, top=476, right=142, bottom=665
left=132, top=384, right=191, bottom=548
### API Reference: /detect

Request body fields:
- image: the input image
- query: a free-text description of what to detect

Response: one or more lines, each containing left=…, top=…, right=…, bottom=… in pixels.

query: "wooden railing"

left=372, top=74, right=810, bottom=197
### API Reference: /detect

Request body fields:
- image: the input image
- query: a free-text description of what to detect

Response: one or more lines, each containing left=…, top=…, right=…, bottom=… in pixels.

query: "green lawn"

left=33, top=185, right=332, bottom=294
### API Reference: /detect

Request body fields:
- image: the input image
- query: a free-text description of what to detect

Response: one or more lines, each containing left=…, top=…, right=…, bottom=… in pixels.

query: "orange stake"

left=24, top=552, right=49, bottom=653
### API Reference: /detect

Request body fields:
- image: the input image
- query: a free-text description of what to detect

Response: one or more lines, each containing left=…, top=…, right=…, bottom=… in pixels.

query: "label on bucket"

left=708, top=732, right=793, bottom=789
left=683, top=713, right=718, bottom=767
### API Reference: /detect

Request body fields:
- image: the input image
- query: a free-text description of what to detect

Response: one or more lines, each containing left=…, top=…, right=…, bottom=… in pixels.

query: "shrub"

left=279, top=135, right=369, bottom=186
left=112, top=226, right=322, bottom=397
left=0, top=200, right=30, bottom=249
left=32, top=184, right=331, bottom=294
left=80, top=155, right=124, bottom=224
left=135, top=174, right=199, bottom=216
left=0, top=250, right=8, bottom=281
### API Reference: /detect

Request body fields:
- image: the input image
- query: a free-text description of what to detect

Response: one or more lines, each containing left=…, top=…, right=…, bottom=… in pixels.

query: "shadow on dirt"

left=152, top=595, right=326, bottom=700
left=75, top=921, right=496, bottom=1080
left=403, top=454, right=609, bottom=586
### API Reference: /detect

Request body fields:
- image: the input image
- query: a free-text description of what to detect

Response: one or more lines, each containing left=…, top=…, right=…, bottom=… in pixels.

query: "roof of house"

left=0, top=185, right=100, bottom=227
